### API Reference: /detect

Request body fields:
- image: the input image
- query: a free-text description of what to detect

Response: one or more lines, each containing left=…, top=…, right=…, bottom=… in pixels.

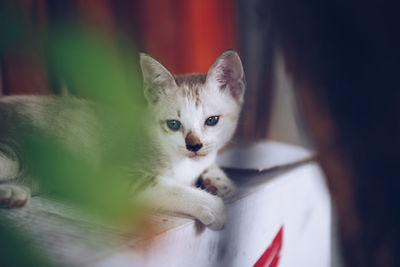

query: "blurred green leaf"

left=1, top=5, right=150, bottom=265
left=0, top=219, right=53, bottom=267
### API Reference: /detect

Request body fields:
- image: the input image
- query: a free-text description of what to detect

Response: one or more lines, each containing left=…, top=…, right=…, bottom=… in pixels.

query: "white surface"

left=98, top=162, right=331, bottom=267
left=217, top=141, right=313, bottom=171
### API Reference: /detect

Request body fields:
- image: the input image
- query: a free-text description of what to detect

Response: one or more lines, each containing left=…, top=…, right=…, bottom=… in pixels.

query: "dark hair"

left=264, top=0, right=400, bottom=266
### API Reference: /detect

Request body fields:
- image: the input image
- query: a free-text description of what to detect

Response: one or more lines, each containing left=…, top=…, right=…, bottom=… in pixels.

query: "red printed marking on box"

left=253, top=225, right=284, bottom=267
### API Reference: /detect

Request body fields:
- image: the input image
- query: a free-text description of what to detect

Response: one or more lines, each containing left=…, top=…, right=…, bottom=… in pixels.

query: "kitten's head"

left=140, top=50, right=245, bottom=159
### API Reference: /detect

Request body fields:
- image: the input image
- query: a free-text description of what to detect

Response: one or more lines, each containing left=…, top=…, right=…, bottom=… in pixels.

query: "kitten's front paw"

left=200, top=167, right=237, bottom=198
left=197, top=195, right=226, bottom=231
left=0, top=184, right=30, bottom=208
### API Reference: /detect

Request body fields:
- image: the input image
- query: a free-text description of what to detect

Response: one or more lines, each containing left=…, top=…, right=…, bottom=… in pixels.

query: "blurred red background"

left=0, top=0, right=273, bottom=140
left=0, top=0, right=238, bottom=94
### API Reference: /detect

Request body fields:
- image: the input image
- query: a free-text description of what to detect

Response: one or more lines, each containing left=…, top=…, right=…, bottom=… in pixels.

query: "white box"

left=98, top=142, right=331, bottom=267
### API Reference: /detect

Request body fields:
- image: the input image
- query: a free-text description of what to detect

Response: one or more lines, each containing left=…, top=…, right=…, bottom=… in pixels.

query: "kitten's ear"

left=206, top=50, right=246, bottom=102
left=139, top=53, right=176, bottom=104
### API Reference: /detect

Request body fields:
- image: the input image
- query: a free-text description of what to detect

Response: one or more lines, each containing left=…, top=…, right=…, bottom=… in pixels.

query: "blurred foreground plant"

left=1, top=2, right=148, bottom=265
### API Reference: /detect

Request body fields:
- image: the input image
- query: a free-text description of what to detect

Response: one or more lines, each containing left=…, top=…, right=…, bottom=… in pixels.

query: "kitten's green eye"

left=205, top=116, right=219, bottom=126
left=166, top=120, right=182, bottom=131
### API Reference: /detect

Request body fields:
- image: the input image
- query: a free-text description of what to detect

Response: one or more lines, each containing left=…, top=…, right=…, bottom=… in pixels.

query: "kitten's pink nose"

left=185, top=131, right=203, bottom=152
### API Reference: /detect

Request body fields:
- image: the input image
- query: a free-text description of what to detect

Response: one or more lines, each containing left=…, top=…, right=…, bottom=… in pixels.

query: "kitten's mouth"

left=188, top=152, right=206, bottom=159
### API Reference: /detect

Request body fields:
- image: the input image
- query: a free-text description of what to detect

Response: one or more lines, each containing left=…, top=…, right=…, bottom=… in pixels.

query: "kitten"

left=0, top=50, right=246, bottom=230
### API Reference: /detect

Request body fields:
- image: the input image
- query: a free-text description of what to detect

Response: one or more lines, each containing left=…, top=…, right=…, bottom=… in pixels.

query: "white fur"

left=0, top=184, right=30, bottom=208
left=167, top=152, right=217, bottom=186
left=140, top=51, right=245, bottom=230
left=0, top=154, right=19, bottom=181
left=202, top=163, right=237, bottom=198
left=148, top=81, right=241, bottom=186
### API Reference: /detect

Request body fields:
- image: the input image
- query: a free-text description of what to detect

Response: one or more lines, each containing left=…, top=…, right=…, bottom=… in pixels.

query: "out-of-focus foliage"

left=0, top=2, right=148, bottom=265
left=0, top=218, right=52, bottom=267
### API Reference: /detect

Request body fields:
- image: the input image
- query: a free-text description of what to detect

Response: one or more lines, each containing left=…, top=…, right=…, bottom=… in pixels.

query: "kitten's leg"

left=139, top=178, right=226, bottom=230
left=0, top=152, right=19, bottom=180
left=201, top=164, right=237, bottom=198
left=0, top=184, right=30, bottom=208
left=0, top=153, right=30, bottom=208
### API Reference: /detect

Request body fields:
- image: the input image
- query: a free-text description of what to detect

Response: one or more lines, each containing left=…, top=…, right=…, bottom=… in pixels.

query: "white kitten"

left=0, top=50, right=246, bottom=230
left=138, top=50, right=245, bottom=229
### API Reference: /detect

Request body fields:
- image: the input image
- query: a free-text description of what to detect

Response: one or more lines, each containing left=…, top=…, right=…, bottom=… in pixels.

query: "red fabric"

left=138, top=0, right=237, bottom=74
left=2, top=51, right=49, bottom=95
left=2, top=0, right=49, bottom=95
left=2, top=1, right=237, bottom=94
left=254, top=226, right=284, bottom=267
